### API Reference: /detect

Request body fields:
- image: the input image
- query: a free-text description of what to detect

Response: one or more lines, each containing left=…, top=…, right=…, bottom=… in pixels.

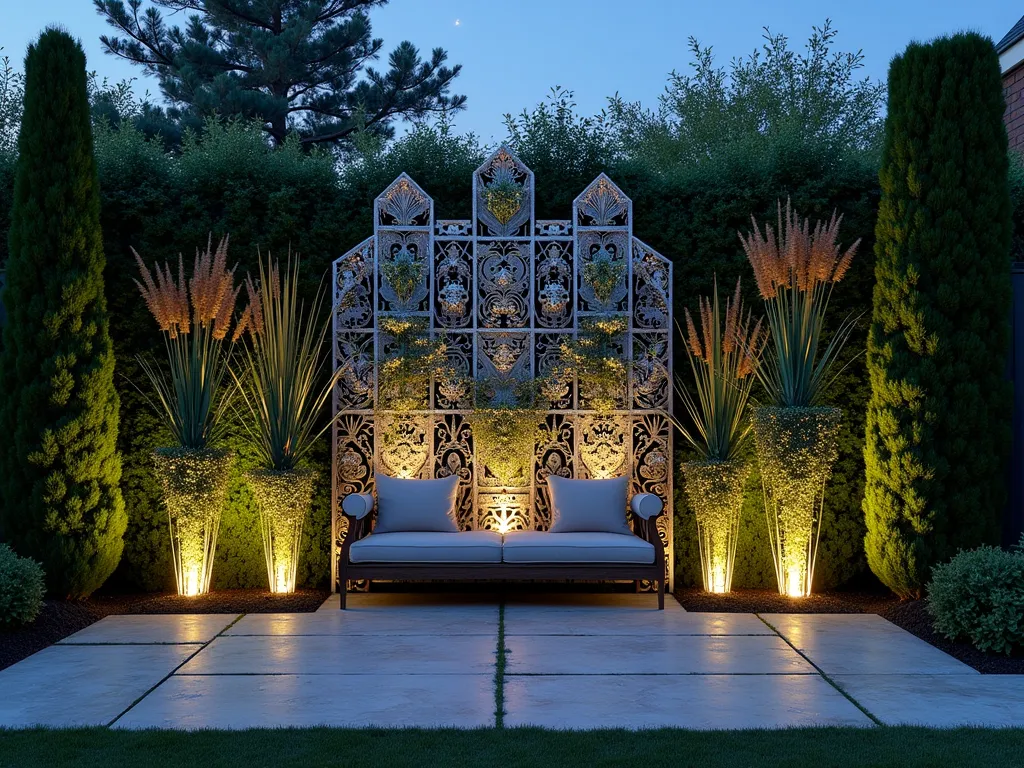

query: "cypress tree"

left=0, top=28, right=125, bottom=598
left=864, top=33, right=1012, bottom=598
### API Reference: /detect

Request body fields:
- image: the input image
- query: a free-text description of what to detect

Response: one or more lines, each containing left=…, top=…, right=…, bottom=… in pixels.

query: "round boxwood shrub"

left=0, top=543, right=46, bottom=628
left=927, top=541, right=1024, bottom=655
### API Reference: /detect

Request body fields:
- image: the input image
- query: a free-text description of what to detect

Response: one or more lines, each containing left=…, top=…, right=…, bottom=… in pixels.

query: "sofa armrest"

left=342, top=492, right=375, bottom=520
left=630, top=493, right=663, bottom=520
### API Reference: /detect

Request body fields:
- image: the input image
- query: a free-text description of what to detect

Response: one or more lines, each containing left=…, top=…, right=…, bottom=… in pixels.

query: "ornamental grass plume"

left=739, top=201, right=859, bottom=407
left=133, top=235, right=241, bottom=449
left=675, top=278, right=764, bottom=461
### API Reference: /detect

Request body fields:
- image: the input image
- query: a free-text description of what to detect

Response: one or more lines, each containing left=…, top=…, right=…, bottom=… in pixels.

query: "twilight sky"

left=3, top=0, right=1021, bottom=142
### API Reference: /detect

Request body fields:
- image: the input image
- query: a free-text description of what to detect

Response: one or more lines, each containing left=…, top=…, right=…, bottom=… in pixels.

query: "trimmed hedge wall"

left=0, top=115, right=881, bottom=592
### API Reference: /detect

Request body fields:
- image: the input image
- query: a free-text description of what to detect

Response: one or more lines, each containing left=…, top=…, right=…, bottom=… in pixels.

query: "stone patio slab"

left=179, top=633, right=496, bottom=675
left=503, top=593, right=677, bottom=610
left=58, top=614, right=240, bottom=645
left=316, top=593, right=502, bottom=611
left=504, top=608, right=770, bottom=636
left=833, top=675, right=1024, bottom=727
left=0, top=644, right=197, bottom=727
left=505, top=634, right=814, bottom=675
left=114, top=673, right=495, bottom=729
left=761, top=614, right=977, bottom=675
left=504, top=673, right=872, bottom=729
left=228, top=606, right=498, bottom=636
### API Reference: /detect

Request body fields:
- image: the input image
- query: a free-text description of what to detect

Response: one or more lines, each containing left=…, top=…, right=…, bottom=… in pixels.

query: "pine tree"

left=864, top=33, right=1012, bottom=599
left=94, top=0, right=465, bottom=147
left=0, top=28, right=126, bottom=598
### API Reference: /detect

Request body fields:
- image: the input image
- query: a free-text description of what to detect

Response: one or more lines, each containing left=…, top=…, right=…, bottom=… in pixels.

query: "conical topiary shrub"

left=0, top=29, right=126, bottom=598
left=864, top=33, right=1013, bottom=599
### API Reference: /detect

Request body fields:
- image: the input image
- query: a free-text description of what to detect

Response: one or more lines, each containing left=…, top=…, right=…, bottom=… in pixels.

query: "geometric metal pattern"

left=332, top=147, right=673, bottom=588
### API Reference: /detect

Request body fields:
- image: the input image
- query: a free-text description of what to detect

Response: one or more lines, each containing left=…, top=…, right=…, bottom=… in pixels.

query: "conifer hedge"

left=0, top=29, right=125, bottom=598
left=864, top=33, right=1013, bottom=599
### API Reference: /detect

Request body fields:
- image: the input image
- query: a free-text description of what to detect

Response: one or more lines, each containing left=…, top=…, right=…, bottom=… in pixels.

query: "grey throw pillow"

left=547, top=475, right=632, bottom=535
left=373, top=473, right=460, bottom=533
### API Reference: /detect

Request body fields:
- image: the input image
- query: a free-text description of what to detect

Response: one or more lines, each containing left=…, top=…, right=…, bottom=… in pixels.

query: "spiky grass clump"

left=676, top=278, right=762, bottom=462
left=739, top=201, right=858, bottom=407
left=233, top=255, right=340, bottom=472
left=232, top=255, right=339, bottom=591
left=133, top=235, right=241, bottom=450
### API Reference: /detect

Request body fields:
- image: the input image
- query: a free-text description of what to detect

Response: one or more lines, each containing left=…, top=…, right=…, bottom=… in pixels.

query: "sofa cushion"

left=373, top=473, right=459, bottom=533
left=349, top=531, right=502, bottom=564
left=547, top=475, right=632, bottom=535
left=501, top=531, right=655, bottom=564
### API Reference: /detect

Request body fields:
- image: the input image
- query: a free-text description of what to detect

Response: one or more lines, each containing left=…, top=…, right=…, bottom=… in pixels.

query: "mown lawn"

left=0, top=726, right=1022, bottom=767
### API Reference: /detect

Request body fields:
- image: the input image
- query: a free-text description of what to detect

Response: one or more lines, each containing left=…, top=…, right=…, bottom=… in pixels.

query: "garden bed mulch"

left=674, top=587, right=1024, bottom=675
left=0, top=588, right=329, bottom=673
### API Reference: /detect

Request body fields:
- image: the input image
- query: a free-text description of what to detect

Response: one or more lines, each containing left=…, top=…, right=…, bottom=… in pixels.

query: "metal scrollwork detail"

left=632, top=414, right=670, bottom=498
left=435, top=240, right=472, bottom=327
left=479, top=241, right=529, bottom=328
left=475, top=147, right=533, bottom=238
left=632, top=333, right=670, bottom=411
left=376, top=413, right=431, bottom=480
left=334, top=333, right=374, bottom=410
left=335, top=238, right=374, bottom=330
left=632, top=239, right=671, bottom=329
left=378, top=175, right=431, bottom=227
left=333, top=415, right=373, bottom=552
left=535, top=415, right=574, bottom=529
left=434, top=415, right=474, bottom=530
left=536, top=220, right=573, bottom=237
left=479, top=332, right=530, bottom=383
left=436, top=220, right=472, bottom=237
left=579, top=414, right=629, bottom=479
left=535, top=333, right=572, bottom=410
left=535, top=241, right=573, bottom=328
left=576, top=175, right=629, bottom=228
left=435, top=333, right=473, bottom=410
left=378, top=231, right=430, bottom=313
left=578, top=231, right=629, bottom=313
left=479, top=493, right=530, bottom=533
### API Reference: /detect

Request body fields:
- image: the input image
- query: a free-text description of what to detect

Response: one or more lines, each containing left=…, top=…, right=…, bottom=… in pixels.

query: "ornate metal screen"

left=331, top=146, right=674, bottom=588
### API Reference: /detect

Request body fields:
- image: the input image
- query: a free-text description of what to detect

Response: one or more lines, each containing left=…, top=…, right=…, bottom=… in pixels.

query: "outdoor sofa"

left=337, top=474, right=667, bottom=609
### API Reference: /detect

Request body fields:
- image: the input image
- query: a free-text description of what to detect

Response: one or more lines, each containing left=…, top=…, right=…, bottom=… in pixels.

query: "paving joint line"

left=104, top=612, right=246, bottom=728
left=755, top=613, right=883, bottom=727
left=55, top=641, right=206, bottom=646
left=503, top=672, right=822, bottom=677
left=494, top=601, right=507, bottom=729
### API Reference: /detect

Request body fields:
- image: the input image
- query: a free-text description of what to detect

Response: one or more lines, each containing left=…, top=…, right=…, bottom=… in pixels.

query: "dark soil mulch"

left=86, top=588, right=329, bottom=615
left=0, top=588, right=329, bottom=672
left=675, top=587, right=1024, bottom=675
left=675, top=587, right=897, bottom=615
